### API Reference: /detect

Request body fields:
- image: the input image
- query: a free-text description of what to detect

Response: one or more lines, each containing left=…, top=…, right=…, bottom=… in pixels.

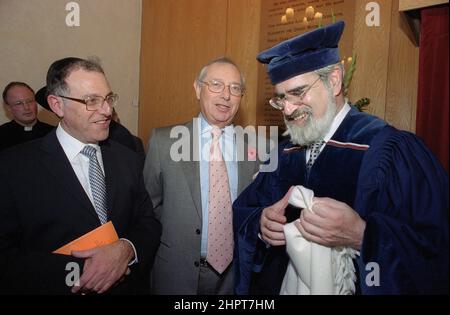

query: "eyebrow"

left=208, top=78, right=241, bottom=85
left=274, top=84, right=308, bottom=98
left=82, top=91, right=114, bottom=98
left=13, top=98, right=35, bottom=103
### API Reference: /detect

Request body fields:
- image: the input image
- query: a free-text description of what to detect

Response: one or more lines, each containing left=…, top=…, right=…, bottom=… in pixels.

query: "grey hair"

left=313, top=62, right=344, bottom=89
left=197, top=57, right=246, bottom=89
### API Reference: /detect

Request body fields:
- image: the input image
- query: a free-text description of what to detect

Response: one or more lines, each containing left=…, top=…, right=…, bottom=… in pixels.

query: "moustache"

left=285, top=107, right=312, bottom=121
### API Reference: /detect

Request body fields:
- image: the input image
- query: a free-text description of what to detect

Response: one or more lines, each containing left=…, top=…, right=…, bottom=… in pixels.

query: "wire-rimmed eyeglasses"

left=269, top=76, right=321, bottom=110
left=10, top=99, right=36, bottom=108
left=58, top=93, right=119, bottom=111
left=199, top=79, right=245, bottom=97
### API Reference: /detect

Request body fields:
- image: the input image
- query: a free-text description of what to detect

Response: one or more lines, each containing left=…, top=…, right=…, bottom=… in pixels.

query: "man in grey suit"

left=143, top=57, right=262, bottom=294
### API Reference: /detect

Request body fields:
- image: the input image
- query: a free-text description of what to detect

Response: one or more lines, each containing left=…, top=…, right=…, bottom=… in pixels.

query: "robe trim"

left=326, top=140, right=370, bottom=150
left=282, top=139, right=370, bottom=154
left=283, top=146, right=306, bottom=154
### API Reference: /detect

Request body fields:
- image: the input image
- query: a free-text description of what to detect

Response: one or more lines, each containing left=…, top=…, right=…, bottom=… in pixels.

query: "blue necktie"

left=306, top=140, right=325, bottom=170
left=81, top=145, right=108, bottom=224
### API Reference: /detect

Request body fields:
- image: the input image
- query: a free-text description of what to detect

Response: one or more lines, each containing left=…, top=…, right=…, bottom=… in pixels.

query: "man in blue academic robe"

left=233, top=21, right=448, bottom=295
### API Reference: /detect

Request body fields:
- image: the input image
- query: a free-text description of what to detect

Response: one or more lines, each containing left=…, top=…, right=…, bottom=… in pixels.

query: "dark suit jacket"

left=0, top=120, right=54, bottom=151
left=108, top=120, right=145, bottom=166
left=0, top=130, right=161, bottom=294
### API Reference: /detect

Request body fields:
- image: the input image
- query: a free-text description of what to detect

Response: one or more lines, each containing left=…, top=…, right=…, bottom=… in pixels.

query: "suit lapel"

left=39, top=131, right=100, bottom=222
left=178, top=121, right=258, bottom=217
left=101, top=141, right=116, bottom=222
left=237, top=161, right=253, bottom=194
left=180, top=120, right=202, bottom=220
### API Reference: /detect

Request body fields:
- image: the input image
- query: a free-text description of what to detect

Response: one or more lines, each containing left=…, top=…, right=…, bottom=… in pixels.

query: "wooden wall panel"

left=226, top=0, right=262, bottom=127
left=139, top=0, right=421, bottom=145
left=350, top=0, right=393, bottom=120
left=351, top=0, right=419, bottom=131
left=385, top=0, right=420, bottom=131
left=139, top=0, right=228, bottom=146
left=399, top=0, right=448, bottom=11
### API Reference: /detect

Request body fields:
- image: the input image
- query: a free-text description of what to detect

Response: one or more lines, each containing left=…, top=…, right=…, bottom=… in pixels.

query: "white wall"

left=0, top=0, right=142, bottom=134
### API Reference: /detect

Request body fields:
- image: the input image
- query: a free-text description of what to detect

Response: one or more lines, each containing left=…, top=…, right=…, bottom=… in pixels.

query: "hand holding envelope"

left=54, top=222, right=134, bottom=294
left=53, top=221, right=119, bottom=255
left=71, top=239, right=134, bottom=294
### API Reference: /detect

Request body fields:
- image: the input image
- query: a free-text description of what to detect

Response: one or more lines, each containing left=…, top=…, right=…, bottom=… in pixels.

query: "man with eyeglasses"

left=34, top=86, right=146, bottom=167
left=0, top=82, right=54, bottom=151
left=0, top=57, right=161, bottom=294
left=144, top=57, right=261, bottom=294
left=233, top=21, right=448, bottom=294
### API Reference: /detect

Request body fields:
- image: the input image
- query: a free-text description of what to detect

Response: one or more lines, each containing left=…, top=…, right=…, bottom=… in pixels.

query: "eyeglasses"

left=199, top=79, right=245, bottom=97
left=269, top=76, right=321, bottom=110
left=58, top=93, right=119, bottom=111
left=11, top=99, right=35, bottom=108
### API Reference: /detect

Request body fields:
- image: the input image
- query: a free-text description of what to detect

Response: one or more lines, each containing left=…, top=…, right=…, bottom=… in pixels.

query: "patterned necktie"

left=306, top=140, right=325, bottom=170
left=81, top=145, right=108, bottom=225
left=206, top=127, right=233, bottom=274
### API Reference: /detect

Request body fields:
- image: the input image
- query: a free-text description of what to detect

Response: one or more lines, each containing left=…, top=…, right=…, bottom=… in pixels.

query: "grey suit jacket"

left=143, top=120, right=261, bottom=294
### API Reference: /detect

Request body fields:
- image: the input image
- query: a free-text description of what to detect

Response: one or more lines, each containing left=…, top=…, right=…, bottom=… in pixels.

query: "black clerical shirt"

left=0, top=120, right=54, bottom=151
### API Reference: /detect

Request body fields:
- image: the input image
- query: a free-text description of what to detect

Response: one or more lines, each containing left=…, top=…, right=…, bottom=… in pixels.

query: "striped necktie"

left=81, top=145, right=108, bottom=224
left=306, top=140, right=325, bottom=170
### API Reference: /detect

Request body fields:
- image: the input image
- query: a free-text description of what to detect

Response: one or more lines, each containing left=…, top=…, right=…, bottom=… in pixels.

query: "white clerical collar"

left=323, top=102, right=351, bottom=142
left=56, top=123, right=101, bottom=162
left=15, top=119, right=37, bottom=131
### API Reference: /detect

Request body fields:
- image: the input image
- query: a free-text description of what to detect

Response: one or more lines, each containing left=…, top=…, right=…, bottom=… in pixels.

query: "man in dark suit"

left=0, top=82, right=54, bottom=151
left=0, top=57, right=161, bottom=294
left=110, top=108, right=146, bottom=166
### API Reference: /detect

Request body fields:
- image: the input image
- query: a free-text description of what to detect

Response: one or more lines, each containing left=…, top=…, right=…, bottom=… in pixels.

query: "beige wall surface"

left=0, top=0, right=141, bottom=135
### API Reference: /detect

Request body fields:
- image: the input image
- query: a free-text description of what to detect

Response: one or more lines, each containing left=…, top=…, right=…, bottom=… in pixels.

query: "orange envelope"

left=53, top=221, right=119, bottom=255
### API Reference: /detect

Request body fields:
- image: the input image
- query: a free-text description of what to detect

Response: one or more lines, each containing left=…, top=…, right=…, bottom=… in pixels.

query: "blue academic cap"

left=257, top=21, right=345, bottom=84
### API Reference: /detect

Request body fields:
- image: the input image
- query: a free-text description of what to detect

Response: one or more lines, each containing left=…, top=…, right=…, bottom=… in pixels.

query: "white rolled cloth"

left=279, top=185, right=359, bottom=295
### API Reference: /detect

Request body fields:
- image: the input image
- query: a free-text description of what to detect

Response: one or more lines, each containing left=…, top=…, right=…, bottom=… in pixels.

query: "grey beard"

left=284, top=91, right=337, bottom=146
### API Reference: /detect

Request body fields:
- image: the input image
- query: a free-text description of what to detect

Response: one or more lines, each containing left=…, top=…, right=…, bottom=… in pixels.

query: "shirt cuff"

left=120, top=238, right=138, bottom=266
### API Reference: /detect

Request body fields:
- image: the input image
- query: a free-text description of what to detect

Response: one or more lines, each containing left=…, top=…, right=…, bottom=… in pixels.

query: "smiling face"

left=48, top=69, right=113, bottom=144
left=275, top=70, right=342, bottom=145
left=5, top=85, right=38, bottom=126
left=275, top=72, right=329, bottom=124
left=194, top=62, right=242, bottom=128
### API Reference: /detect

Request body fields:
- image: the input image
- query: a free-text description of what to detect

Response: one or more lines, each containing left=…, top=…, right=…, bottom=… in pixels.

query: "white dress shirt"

left=56, top=124, right=104, bottom=206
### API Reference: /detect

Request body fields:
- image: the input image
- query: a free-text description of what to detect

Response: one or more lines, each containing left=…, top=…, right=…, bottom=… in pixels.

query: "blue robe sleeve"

left=233, top=140, right=305, bottom=295
left=233, top=167, right=274, bottom=295
left=355, top=126, right=449, bottom=294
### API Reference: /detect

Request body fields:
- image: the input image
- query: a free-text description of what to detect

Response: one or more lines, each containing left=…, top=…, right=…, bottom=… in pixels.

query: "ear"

left=193, top=80, right=201, bottom=100
left=4, top=102, right=12, bottom=115
left=328, top=66, right=344, bottom=97
left=47, top=95, right=64, bottom=118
